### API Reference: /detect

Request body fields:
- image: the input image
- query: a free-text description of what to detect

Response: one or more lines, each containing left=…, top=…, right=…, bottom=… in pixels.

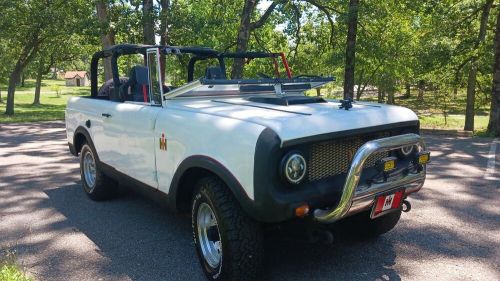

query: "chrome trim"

left=313, top=133, right=426, bottom=223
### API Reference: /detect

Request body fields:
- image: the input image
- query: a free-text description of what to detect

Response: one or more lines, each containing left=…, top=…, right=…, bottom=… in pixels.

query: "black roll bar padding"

left=220, top=52, right=279, bottom=59
left=111, top=53, right=121, bottom=98
left=90, top=52, right=100, bottom=97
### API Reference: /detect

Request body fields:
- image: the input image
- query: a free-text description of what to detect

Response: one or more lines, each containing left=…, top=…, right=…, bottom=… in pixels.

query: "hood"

left=169, top=97, right=419, bottom=145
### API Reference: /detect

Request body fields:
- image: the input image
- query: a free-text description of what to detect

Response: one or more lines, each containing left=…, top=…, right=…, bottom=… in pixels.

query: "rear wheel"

left=335, top=209, right=402, bottom=240
left=80, top=143, right=117, bottom=201
left=192, top=176, right=263, bottom=281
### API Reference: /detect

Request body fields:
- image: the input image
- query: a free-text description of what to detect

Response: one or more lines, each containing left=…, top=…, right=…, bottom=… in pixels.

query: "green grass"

left=0, top=251, right=33, bottom=281
left=0, top=79, right=89, bottom=123
left=419, top=114, right=489, bottom=132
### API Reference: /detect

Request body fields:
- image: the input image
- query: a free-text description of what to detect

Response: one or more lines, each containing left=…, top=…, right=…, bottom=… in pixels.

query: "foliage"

left=0, top=0, right=497, bottom=131
left=0, top=251, right=33, bottom=281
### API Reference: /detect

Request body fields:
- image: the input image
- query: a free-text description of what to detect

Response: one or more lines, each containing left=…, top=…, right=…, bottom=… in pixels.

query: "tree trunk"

left=405, top=83, right=411, bottom=98
left=0, top=88, right=3, bottom=103
left=33, top=70, right=43, bottom=105
left=5, top=62, right=23, bottom=115
left=464, top=0, right=494, bottom=131
left=232, top=0, right=258, bottom=79
left=143, top=0, right=155, bottom=45
left=343, top=0, right=359, bottom=100
left=417, top=80, right=425, bottom=101
left=96, top=0, right=115, bottom=82
left=488, top=9, right=500, bottom=136
left=387, top=90, right=395, bottom=104
left=464, top=65, right=478, bottom=131
left=377, top=88, right=383, bottom=103
left=159, top=0, right=170, bottom=82
left=21, top=73, right=25, bottom=87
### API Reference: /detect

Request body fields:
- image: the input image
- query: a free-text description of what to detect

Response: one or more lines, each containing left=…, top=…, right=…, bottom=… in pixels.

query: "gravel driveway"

left=0, top=121, right=498, bottom=281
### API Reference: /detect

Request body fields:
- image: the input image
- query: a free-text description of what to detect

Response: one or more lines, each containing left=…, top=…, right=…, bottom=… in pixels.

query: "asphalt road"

left=0, top=121, right=499, bottom=281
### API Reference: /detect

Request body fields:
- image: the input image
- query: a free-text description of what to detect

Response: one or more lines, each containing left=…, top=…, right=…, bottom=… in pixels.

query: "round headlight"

left=282, top=152, right=307, bottom=184
left=399, top=145, right=415, bottom=157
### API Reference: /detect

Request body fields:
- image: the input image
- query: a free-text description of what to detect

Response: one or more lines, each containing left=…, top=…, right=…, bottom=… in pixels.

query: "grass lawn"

left=0, top=79, right=89, bottom=123
left=0, top=251, right=33, bottom=281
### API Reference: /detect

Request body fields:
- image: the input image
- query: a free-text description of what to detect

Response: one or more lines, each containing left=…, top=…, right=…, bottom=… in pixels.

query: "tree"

left=232, top=0, right=286, bottom=78
left=96, top=0, right=115, bottom=81
left=32, top=54, right=54, bottom=105
left=159, top=0, right=170, bottom=81
left=343, top=0, right=359, bottom=99
left=488, top=9, right=500, bottom=136
left=3, top=1, right=52, bottom=115
left=464, top=0, right=494, bottom=131
left=2, top=0, right=93, bottom=115
left=143, top=0, right=155, bottom=45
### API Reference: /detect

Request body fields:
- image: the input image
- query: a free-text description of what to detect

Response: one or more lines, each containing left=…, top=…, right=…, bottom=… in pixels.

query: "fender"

left=168, top=155, right=258, bottom=217
left=72, top=126, right=99, bottom=161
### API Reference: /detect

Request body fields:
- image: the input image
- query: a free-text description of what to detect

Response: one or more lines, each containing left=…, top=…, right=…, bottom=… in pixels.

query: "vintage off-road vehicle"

left=66, top=44, right=429, bottom=281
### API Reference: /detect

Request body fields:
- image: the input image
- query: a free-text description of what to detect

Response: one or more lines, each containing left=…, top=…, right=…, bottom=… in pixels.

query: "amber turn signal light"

left=377, top=156, right=397, bottom=172
left=416, top=151, right=431, bottom=165
left=295, top=204, right=310, bottom=217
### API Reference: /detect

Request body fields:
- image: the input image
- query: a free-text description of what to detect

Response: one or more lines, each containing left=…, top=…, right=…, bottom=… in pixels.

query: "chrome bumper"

left=313, top=133, right=426, bottom=223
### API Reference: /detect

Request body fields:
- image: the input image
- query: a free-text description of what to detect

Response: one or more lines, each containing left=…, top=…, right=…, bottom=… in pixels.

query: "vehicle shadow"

left=40, top=182, right=403, bottom=281
left=2, top=124, right=498, bottom=281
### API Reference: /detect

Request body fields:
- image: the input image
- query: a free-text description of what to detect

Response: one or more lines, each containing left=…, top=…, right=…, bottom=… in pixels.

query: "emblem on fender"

left=159, top=133, right=167, bottom=151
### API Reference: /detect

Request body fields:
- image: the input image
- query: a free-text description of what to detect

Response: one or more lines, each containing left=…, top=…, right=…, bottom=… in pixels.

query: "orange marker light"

left=295, top=204, right=310, bottom=217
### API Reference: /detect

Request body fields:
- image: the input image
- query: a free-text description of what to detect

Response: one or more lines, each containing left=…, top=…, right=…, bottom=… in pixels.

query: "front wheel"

left=192, top=176, right=263, bottom=281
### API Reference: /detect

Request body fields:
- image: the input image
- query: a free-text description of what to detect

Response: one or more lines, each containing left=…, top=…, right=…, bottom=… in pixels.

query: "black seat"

left=205, top=66, right=225, bottom=80
left=98, top=77, right=129, bottom=101
left=119, top=65, right=150, bottom=102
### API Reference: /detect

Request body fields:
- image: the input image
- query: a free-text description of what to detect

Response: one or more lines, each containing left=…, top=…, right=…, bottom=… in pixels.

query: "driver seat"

left=205, top=66, right=225, bottom=80
left=119, top=65, right=150, bottom=102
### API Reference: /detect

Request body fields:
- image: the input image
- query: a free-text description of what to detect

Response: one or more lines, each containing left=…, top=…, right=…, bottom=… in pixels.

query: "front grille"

left=308, top=132, right=391, bottom=182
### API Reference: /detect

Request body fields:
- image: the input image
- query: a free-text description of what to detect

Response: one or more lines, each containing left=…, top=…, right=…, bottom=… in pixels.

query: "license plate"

left=371, top=190, right=404, bottom=219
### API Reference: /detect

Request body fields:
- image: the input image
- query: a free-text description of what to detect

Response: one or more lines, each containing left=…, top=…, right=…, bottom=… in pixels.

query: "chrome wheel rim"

left=83, top=150, right=96, bottom=190
left=197, top=203, right=222, bottom=269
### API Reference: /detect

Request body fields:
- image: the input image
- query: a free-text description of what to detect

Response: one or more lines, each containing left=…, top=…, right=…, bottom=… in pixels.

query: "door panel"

left=99, top=102, right=161, bottom=188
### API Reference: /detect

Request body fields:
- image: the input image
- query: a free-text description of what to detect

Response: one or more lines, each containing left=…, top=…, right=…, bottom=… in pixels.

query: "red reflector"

left=372, top=190, right=404, bottom=218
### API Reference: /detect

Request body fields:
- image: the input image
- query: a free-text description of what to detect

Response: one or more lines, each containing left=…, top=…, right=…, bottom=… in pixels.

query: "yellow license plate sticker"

left=418, top=153, right=430, bottom=164
left=384, top=160, right=396, bottom=171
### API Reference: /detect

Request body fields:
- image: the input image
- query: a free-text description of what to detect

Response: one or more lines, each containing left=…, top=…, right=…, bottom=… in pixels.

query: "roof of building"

left=64, top=71, right=88, bottom=79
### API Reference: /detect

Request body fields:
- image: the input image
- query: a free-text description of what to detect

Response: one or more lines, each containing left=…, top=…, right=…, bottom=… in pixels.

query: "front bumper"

left=313, top=133, right=426, bottom=223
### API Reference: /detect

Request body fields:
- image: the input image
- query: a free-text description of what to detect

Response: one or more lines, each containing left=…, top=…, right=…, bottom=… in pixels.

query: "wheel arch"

left=73, top=126, right=98, bottom=160
left=169, top=155, right=254, bottom=215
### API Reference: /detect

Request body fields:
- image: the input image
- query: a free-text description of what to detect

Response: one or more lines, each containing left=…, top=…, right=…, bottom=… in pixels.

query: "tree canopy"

left=0, top=0, right=498, bottom=135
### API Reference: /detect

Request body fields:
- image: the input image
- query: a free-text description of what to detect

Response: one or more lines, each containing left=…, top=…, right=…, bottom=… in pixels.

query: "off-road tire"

left=192, top=176, right=263, bottom=281
left=336, top=209, right=402, bottom=240
left=79, top=143, right=117, bottom=201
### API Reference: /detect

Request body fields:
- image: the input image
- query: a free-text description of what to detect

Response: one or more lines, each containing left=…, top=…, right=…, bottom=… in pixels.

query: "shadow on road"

left=42, top=182, right=403, bottom=281
left=1, top=123, right=498, bottom=281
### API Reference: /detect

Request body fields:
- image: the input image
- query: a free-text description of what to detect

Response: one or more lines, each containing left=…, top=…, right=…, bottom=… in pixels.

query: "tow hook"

left=402, top=200, right=411, bottom=212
